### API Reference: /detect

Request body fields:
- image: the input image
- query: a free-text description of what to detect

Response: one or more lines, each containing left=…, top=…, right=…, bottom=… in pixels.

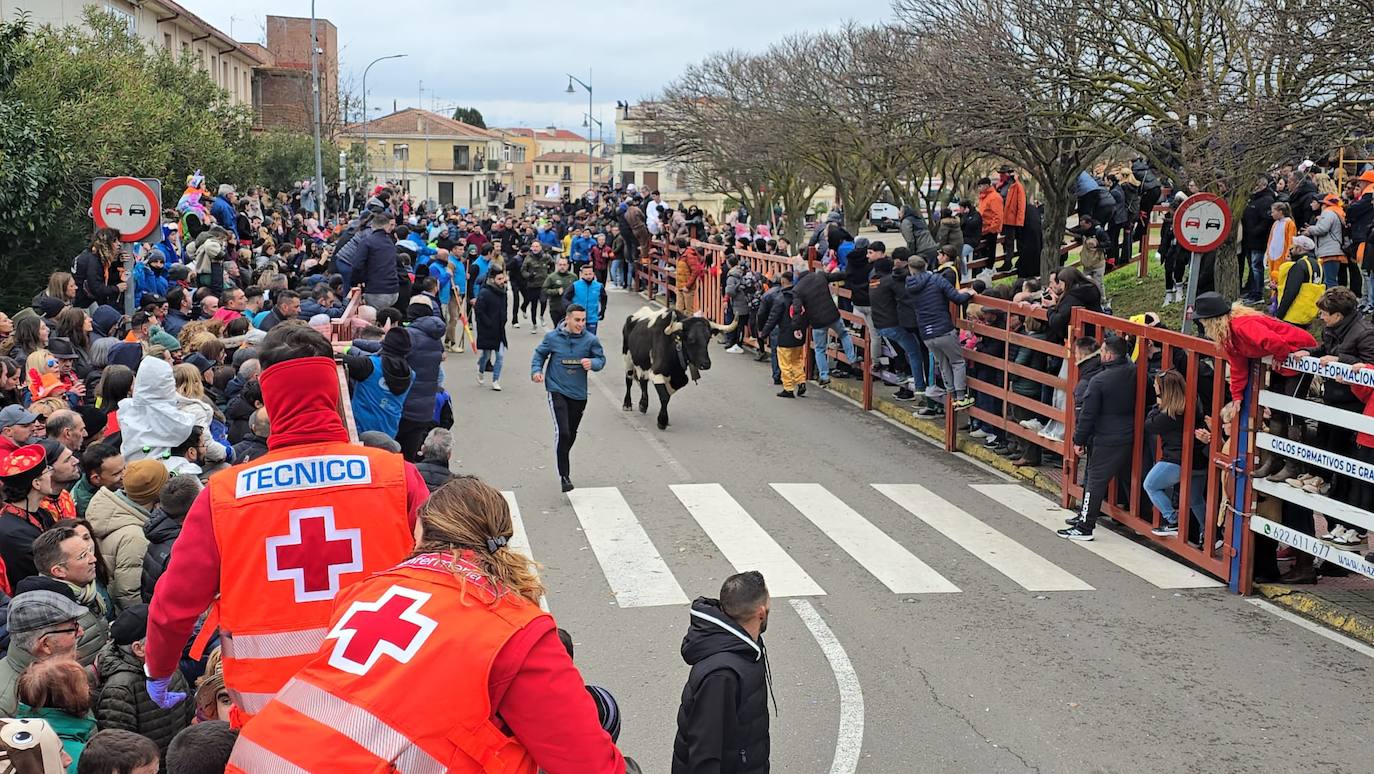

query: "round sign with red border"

left=92, top=176, right=159, bottom=242
left=1172, top=193, right=1232, bottom=254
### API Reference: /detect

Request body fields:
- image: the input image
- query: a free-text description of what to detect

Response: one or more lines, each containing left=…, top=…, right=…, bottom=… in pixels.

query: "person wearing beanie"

left=140, top=476, right=202, bottom=603
left=344, top=326, right=414, bottom=437
left=167, top=721, right=238, bottom=774
left=84, top=459, right=165, bottom=610
left=95, top=603, right=193, bottom=761
left=0, top=587, right=88, bottom=715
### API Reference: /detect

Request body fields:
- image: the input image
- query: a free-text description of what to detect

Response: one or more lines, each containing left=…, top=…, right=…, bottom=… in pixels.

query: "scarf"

left=63, top=578, right=107, bottom=617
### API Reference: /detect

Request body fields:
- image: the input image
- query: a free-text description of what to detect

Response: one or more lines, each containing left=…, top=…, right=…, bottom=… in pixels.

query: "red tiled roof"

left=533, top=152, right=606, bottom=164
left=345, top=108, right=499, bottom=139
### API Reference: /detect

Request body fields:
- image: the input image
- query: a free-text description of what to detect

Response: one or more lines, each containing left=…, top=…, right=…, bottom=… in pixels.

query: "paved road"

left=448, top=288, right=1374, bottom=774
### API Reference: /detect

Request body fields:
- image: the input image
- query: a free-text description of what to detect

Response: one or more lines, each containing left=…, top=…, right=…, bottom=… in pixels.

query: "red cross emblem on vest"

left=265, top=507, right=363, bottom=603
left=325, top=586, right=438, bottom=675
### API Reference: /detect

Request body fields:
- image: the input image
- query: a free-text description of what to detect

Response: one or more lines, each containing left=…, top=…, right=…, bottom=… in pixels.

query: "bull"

left=622, top=306, right=737, bottom=429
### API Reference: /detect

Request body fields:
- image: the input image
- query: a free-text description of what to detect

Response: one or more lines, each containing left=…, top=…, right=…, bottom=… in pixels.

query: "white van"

left=868, top=202, right=901, bottom=232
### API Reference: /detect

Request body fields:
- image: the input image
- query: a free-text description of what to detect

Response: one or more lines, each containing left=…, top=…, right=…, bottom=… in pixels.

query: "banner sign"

left=1281, top=354, right=1374, bottom=388
left=1257, top=432, right=1374, bottom=484
left=1250, top=515, right=1374, bottom=580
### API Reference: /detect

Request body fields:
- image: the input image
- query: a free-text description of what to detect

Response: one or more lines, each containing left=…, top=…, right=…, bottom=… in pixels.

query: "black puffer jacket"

left=140, top=506, right=182, bottom=603
left=1241, top=187, right=1276, bottom=251
left=1073, top=356, right=1137, bottom=447
left=1046, top=280, right=1103, bottom=345
left=414, top=461, right=452, bottom=493
left=403, top=315, right=446, bottom=422
left=843, top=251, right=871, bottom=307
left=671, top=597, right=769, bottom=774
left=791, top=269, right=842, bottom=328
left=95, top=643, right=193, bottom=758
left=1311, top=312, right=1374, bottom=408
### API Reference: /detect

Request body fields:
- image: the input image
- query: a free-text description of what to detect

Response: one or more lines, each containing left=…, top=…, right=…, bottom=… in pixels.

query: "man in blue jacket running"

left=531, top=304, right=605, bottom=492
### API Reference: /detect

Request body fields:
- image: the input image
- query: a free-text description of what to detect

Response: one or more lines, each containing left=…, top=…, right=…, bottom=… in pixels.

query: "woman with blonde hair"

left=172, top=363, right=227, bottom=467
left=1192, top=292, right=1315, bottom=426
left=44, top=271, right=77, bottom=305
left=230, top=475, right=632, bottom=774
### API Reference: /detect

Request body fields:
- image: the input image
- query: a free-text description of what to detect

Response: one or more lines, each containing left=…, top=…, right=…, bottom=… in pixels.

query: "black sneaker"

left=1057, top=525, right=1094, bottom=541
left=773, top=377, right=783, bottom=385
left=776, top=389, right=796, bottom=399
left=797, top=383, right=807, bottom=396
left=560, top=476, right=574, bottom=493
left=818, top=378, right=831, bottom=388
left=1150, top=523, right=1179, bottom=536
left=1064, top=516, right=1082, bottom=526
left=893, top=388, right=917, bottom=401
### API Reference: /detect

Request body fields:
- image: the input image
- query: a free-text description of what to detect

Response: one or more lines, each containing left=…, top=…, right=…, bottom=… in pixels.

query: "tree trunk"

left=1041, top=191, right=1072, bottom=280
left=1214, top=242, right=1240, bottom=300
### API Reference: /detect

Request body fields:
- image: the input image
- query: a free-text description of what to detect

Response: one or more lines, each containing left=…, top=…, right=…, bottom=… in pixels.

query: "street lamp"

left=565, top=72, right=593, bottom=195
left=584, top=113, right=606, bottom=184
left=361, top=53, right=408, bottom=185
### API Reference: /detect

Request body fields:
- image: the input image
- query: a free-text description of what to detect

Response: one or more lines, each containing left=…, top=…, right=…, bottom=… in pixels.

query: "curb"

left=1253, top=583, right=1374, bottom=647
left=825, top=379, right=1062, bottom=496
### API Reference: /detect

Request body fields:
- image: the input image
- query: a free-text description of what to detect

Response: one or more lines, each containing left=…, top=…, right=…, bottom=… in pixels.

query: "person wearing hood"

left=145, top=324, right=427, bottom=723
left=400, top=314, right=447, bottom=460
left=904, top=255, right=975, bottom=412
left=672, top=571, right=771, bottom=774
left=86, top=459, right=165, bottom=610
left=475, top=269, right=510, bottom=391
left=131, top=252, right=169, bottom=308
left=117, top=358, right=196, bottom=464
left=346, top=327, right=415, bottom=437
left=88, top=305, right=123, bottom=342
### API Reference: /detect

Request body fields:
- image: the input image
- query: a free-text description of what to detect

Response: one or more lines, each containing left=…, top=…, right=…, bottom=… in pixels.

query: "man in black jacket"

left=753, top=274, right=790, bottom=385
left=870, top=253, right=924, bottom=400
left=1240, top=175, right=1276, bottom=302
left=1060, top=335, right=1137, bottom=541
left=352, top=212, right=401, bottom=310
left=791, top=261, right=856, bottom=386
left=672, top=571, right=771, bottom=774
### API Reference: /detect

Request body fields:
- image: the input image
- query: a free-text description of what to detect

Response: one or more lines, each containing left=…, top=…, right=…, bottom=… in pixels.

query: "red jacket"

left=1223, top=313, right=1315, bottom=403
left=145, top=356, right=429, bottom=679
left=1349, top=376, right=1374, bottom=448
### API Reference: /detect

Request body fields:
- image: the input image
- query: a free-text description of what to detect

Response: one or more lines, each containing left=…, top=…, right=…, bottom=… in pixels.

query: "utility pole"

left=309, top=0, right=325, bottom=218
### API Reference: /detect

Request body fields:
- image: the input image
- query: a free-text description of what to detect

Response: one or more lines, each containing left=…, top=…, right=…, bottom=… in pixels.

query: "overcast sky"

left=185, top=0, right=894, bottom=137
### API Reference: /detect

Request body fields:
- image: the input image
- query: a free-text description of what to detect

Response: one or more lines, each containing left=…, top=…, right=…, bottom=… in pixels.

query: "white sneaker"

left=513, top=321, right=520, bottom=328
left=1019, top=418, right=1044, bottom=431
left=492, top=381, right=502, bottom=391
left=476, top=373, right=485, bottom=385
left=968, top=428, right=990, bottom=439
left=529, top=325, right=538, bottom=334
left=725, top=345, right=744, bottom=354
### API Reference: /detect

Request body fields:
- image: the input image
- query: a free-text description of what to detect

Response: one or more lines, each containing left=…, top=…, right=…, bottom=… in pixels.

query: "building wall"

left=264, top=16, right=337, bottom=126
left=2, top=0, right=257, bottom=107
left=348, top=133, right=501, bottom=211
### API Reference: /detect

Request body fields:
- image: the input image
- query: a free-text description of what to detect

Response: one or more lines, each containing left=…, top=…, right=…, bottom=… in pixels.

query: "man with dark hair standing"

left=1059, top=335, right=1137, bottom=541
left=531, top=304, right=604, bottom=493
left=145, top=324, right=428, bottom=722
left=673, top=571, right=771, bottom=774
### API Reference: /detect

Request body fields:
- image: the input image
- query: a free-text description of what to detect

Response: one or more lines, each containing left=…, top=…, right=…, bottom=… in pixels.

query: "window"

left=621, top=171, right=636, bottom=186
left=232, top=66, right=239, bottom=99
left=453, top=145, right=470, bottom=171
left=393, top=145, right=409, bottom=161
left=105, top=4, right=135, bottom=34
left=181, top=41, right=190, bottom=60
left=514, top=146, right=526, bottom=162
left=643, top=171, right=659, bottom=191
left=524, top=185, right=531, bottom=196
left=562, top=166, right=571, bottom=181
left=210, top=55, right=217, bottom=82
left=163, top=32, right=172, bottom=50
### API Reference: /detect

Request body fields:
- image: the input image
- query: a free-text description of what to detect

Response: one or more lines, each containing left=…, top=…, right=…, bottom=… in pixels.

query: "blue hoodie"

left=570, top=235, right=595, bottom=265
left=405, top=231, right=437, bottom=259
left=132, top=262, right=169, bottom=305
left=531, top=323, right=605, bottom=400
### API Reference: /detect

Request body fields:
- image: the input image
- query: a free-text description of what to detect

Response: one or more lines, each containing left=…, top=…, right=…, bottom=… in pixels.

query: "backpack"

left=738, top=270, right=761, bottom=306
left=1278, top=255, right=1323, bottom=325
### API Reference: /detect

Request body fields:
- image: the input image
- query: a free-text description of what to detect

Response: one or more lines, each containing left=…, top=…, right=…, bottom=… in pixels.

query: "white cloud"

left=182, top=0, right=894, bottom=130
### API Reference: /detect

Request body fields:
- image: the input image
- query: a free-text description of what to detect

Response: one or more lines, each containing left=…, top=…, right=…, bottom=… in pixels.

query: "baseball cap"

left=0, top=405, right=38, bottom=429
left=110, top=603, right=150, bottom=646
left=7, top=590, right=86, bottom=635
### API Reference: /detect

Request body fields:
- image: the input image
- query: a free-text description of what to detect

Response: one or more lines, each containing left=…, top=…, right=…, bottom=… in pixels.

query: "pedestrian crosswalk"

left=502, top=480, right=1222, bottom=609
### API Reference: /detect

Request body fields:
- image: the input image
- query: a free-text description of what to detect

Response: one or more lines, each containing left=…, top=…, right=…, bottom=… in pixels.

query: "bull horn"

left=710, top=317, right=739, bottom=333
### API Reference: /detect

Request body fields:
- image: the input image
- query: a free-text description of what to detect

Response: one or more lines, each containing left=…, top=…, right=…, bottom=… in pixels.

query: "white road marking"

left=670, top=483, right=826, bottom=598
left=566, top=487, right=689, bottom=608
left=502, top=491, right=548, bottom=611
left=790, top=599, right=864, bottom=774
left=588, top=370, right=691, bottom=480
left=771, top=483, right=960, bottom=594
left=1244, top=598, right=1374, bottom=659
left=971, top=484, right=1222, bottom=589
left=874, top=484, right=1093, bottom=592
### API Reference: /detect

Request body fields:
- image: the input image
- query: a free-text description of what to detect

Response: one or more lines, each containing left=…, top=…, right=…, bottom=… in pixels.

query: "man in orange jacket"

left=976, top=177, right=1005, bottom=269
left=145, top=323, right=430, bottom=720
left=997, top=164, right=1027, bottom=272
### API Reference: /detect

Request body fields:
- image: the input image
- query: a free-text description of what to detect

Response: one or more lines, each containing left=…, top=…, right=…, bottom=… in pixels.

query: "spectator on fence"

left=1192, top=292, right=1315, bottom=429
left=975, top=179, right=1004, bottom=266
left=1306, top=193, right=1347, bottom=288
left=1006, top=303, right=1049, bottom=468
left=1274, top=236, right=1322, bottom=325
left=969, top=295, right=1010, bottom=452
left=1265, top=201, right=1296, bottom=290
left=791, top=258, right=856, bottom=387
left=1059, top=335, right=1137, bottom=541
left=904, top=255, right=974, bottom=414
left=870, top=255, right=923, bottom=402
left=1045, top=266, right=1103, bottom=348
left=1142, top=369, right=1210, bottom=539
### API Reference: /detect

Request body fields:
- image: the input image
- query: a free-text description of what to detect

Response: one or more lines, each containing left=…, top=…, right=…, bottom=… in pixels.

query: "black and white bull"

left=622, top=306, right=737, bottom=429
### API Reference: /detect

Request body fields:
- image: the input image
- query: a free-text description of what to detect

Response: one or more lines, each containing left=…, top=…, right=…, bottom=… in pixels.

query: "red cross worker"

left=145, top=325, right=430, bottom=723
left=228, top=476, right=629, bottom=774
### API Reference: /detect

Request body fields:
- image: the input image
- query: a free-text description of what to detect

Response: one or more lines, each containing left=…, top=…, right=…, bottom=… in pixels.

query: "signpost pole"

left=1180, top=251, right=1201, bottom=333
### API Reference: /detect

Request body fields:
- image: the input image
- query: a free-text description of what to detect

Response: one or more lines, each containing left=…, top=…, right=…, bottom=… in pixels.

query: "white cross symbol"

left=325, top=586, right=438, bottom=675
left=265, top=507, right=364, bottom=603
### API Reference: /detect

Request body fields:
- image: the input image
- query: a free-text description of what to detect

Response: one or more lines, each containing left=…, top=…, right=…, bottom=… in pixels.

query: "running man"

left=531, top=304, right=605, bottom=492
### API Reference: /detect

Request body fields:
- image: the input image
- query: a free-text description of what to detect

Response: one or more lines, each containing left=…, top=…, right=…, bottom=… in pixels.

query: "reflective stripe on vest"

left=226, top=688, right=276, bottom=715
left=277, top=678, right=445, bottom=774
left=228, top=736, right=312, bottom=774
left=221, top=628, right=329, bottom=661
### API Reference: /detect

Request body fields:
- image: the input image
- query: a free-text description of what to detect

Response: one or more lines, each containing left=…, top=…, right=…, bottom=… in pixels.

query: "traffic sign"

left=1172, top=192, right=1231, bottom=254
left=91, top=176, right=161, bottom=242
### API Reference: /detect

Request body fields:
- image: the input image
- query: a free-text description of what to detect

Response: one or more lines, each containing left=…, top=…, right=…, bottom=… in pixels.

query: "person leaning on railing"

left=1191, top=291, right=1314, bottom=427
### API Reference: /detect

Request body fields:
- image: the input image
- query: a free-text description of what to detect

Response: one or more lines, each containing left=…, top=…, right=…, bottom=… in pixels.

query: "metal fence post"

left=1229, top=365, right=1259, bottom=593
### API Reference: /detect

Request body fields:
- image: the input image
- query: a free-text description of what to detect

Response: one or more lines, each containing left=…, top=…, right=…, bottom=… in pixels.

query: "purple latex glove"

left=146, top=676, right=187, bottom=709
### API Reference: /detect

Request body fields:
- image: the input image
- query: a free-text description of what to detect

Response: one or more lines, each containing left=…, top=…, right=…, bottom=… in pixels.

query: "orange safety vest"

left=228, top=552, right=547, bottom=774
left=208, top=441, right=414, bottom=715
